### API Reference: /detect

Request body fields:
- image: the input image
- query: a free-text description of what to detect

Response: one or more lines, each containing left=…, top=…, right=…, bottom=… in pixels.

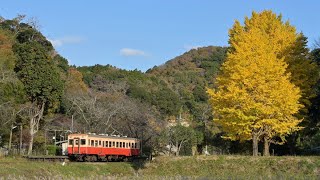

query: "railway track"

left=23, top=155, right=148, bottom=162
left=23, top=155, right=68, bottom=162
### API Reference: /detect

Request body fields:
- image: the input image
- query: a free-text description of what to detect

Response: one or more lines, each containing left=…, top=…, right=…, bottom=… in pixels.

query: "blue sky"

left=1, top=1, right=319, bottom=71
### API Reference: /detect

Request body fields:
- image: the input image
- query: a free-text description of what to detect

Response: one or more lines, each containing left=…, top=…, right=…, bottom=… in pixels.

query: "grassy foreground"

left=0, top=155, right=319, bottom=179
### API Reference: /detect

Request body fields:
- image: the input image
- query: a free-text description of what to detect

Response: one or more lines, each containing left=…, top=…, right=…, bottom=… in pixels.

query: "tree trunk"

left=176, top=141, right=180, bottom=156
left=27, top=102, right=45, bottom=156
left=27, top=135, right=34, bottom=155
left=263, top=136, right=270, bottom=156
left=288, top=133, right=297, bottom=155
left=28, top=126, right=34, bottom=155
left=252, top=133, right=259, bottom=156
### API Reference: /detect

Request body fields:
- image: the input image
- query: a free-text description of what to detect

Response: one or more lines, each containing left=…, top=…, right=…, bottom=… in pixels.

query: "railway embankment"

left=0, top=155, right=319, bottom=179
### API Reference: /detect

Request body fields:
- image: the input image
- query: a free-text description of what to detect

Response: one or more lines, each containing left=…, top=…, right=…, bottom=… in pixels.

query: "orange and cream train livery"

left=67, top=133, right=140, bottom=162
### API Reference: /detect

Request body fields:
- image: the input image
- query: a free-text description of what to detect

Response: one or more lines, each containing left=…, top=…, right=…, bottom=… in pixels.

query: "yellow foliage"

left=65, top=68, right=89, bottom=96
left=207, top=11, right=303, bottom=142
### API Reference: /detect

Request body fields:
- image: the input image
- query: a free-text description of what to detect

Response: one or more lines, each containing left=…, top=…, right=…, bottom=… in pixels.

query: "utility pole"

left=140, top=130, right=143, bottom=156
left=8, top=124, right=13, bottom=153
left=71, top=115, right=74, bottom=132
left=54, top=130, right=57, bottom=145
left=44, top=129, right=47, bottom=155
left=19, top=124, right=22, bottom=155
left=8, top=124, right=17, bottom=153
left=205, top=120, right=207, bottom=155
left=44, top=129, right=46, bottom=147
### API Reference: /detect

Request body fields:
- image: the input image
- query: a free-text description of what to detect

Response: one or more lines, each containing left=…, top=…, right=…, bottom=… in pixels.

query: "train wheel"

left=76, top=155, right=84, bottom=162
left=91, top=155, right=97, bottom=162
left=98, top=156, right=107, bottom=162
left=68, top=155, right=76, bottom=162
left=123, top=157, right=129, bottom=162
left=84, top=156, right=90, bottom=162
left=107, top=156, right=111, bottom=162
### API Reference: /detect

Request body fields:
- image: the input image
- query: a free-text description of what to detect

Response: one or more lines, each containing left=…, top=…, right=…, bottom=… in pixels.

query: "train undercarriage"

left=69, top=154, right=136, bottom=162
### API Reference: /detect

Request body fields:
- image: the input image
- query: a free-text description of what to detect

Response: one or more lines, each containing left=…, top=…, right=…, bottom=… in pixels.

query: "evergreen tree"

left=13, top=42, right=63, bottom=155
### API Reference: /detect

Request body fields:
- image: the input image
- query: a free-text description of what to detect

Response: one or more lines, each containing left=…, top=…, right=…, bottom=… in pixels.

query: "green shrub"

left=46, top=145, right=59, bottom=155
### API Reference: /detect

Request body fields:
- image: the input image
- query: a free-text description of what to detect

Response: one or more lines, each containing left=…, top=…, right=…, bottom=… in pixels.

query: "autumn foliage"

left=207, top=11, right=304, bottom=156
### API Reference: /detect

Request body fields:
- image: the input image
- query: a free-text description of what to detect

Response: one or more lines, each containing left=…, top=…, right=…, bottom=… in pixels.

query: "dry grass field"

left=0, top=155, right=319, bottom=179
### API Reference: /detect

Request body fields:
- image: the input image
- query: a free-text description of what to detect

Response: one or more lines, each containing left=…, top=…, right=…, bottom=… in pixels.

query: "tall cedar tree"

left=13, top=42, right=63, bottom=155
left=207, top=11, right=303, bottom=156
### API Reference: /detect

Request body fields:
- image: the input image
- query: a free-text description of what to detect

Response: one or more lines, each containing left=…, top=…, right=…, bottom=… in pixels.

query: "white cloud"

left=184, top=44, right=201, bottom=51
left=120, top=48, right=147, bottom=57
left=48, top=36, right=84, bottom=47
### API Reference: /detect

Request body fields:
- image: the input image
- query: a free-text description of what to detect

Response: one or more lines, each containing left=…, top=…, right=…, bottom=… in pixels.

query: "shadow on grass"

left=129, top=157, right=149, bottom=171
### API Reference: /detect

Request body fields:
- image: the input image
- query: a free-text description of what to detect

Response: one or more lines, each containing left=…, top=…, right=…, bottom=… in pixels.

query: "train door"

left=99, top=140, right=103, bottom=155
left=72, top=137, right=80, bottom=154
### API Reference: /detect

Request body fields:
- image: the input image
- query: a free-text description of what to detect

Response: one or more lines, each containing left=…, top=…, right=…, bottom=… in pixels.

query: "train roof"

left=68, top=133, right=139, bottom=141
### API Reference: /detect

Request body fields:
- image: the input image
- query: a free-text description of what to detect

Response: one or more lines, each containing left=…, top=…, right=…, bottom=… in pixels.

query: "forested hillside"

left=147, top=46, right=227, bottom=122
left=0, top=13, right=320, bottom=156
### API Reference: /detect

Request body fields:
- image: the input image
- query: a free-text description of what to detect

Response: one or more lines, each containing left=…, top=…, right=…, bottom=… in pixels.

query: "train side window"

left=106, top=141, right=108, bottom=147
left=109, top=141, right=112, bottom=147
left=69, top=139, right=73, bottom=145
left=102, top=141, right=105, bottom=147
left=120, top=142, right=122, bottom=148
left=135, top=143, right=137, bottom=149
left=75, top=139, right=79, bottom=145
left=99, top=140, right=101, bottom=146
left=132, top=143, right=134, bottom=148
left=95, top=140, right=98, bottom=147
left=128, top=143, right=131, bottom=148
left=91, top=140, right=94, bottom=146
left=81, top=139, right=86, bottom=145
left=116, top=142, right=119, bottom=148
left=112, top=141, right=115, bottom=147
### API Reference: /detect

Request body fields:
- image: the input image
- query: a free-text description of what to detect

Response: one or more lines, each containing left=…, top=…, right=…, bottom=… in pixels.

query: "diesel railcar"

left=67, top=133, right=140, bottom=162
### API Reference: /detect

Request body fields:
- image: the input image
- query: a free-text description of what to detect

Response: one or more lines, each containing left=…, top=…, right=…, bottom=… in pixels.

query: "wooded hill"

left=79, top=46, right=227, bottom=121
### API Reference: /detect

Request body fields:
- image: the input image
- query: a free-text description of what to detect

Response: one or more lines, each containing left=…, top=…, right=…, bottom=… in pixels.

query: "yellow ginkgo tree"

left=207, top=10, right=303, bottom=156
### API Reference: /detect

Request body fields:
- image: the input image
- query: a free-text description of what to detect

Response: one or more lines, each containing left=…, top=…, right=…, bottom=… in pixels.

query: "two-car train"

left=67, top=133, right=140, bottom=162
